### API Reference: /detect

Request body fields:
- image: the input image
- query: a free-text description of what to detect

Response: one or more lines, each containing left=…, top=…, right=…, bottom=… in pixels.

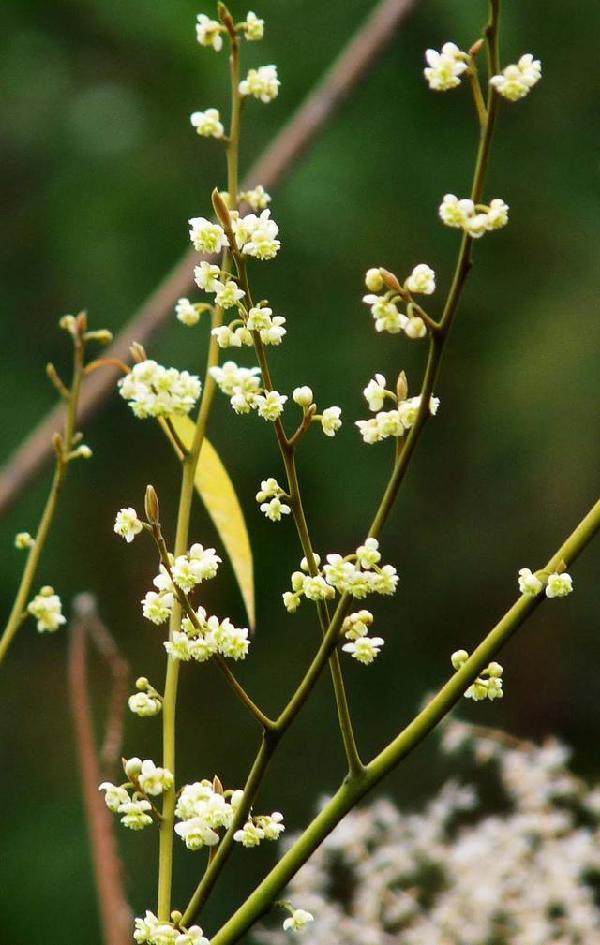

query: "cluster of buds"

left=174, top=776, right=284, bottom=852
left=27, top=586, right=66, bottom=633
left=256, top=478, right=292, bottom=522
left=451, top=650, right=504, bottom=702
left=341, top=609, right=384, bottom=665
left=210, top=361, right=287, bottom=421
left=134, top=910, right=208, bottom=945
left=363, top=264, right=435, bottom=338
left=165, top=607, right=249, bottom=663
left=283, top=539, right=398, bottom=613
left=518, top=567, right=574, bottom=599
left=128, top=677, right=162, bottom=717
left=14, top=531, right=35, bottom=550
left=99, top=758, right=173, bottom=831
left=118, top=360, right=202, bottom=419
left=356, top=372, right=440, bottom=445
left=439, top=194, right=509, bottom=238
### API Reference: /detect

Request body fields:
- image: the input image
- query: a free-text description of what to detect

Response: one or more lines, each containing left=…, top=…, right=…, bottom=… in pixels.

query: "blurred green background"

left=1, top=0, right=599, bottom=941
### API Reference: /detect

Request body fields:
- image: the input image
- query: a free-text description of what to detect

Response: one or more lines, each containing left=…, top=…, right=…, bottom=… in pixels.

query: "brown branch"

left=68, top=593, right=131, bottom=945
left=0, top=0, right=418, bottom=518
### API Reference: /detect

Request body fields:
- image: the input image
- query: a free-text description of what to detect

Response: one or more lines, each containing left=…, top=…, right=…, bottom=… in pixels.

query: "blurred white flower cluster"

left=258, top=723, right=600, bottom=945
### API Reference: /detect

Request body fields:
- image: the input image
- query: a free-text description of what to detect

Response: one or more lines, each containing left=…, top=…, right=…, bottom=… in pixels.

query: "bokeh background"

left=1, top=0, right=598, bottom=941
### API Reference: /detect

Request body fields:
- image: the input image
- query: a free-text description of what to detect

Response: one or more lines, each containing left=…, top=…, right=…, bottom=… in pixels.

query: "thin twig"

left=0, top=0, right=418, bottom=519
left=68, top=593, right=131, bottom=945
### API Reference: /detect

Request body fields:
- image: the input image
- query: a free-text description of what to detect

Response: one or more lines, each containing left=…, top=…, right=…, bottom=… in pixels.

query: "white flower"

left=134, top=911, right=159, bottom=943
left=490, top=54, right=542, bottom=101
left=176, top=927, right=210, bottom=945
left=233, top=820, right=265, bottom=847
left=465, top=212, right=491, bottom=239
left=175, top=816, right=220, bottom=850
left=255, top=390, right=287, bottom=421
left=485, top=198, right=509, bottom=230
left=239, top=64, right=280, bottom=102
left=283, top=909, right=314, bottom=932
left=545, top=572, right=573, bottom=599
left=118, top=797, right=153, bottom=830
left=321, top=406, right=342, bottom=437
left=439, top=194, right=475, bottom=228
left=244, top=11, right=264, bottom=41
left=256, top=811, right=285, bottom=840
left=27, top=587, right=66, bottom=632
left=240, top=210, right=281, bottom=260
left=450, top=648, right=469, bottom=669
left=196, top=14, right=223, bottom=51
left=370, top=564, right=398, bottom=596
left=261, top=496, right=292, bottom=522
left=171, top=545, right=221, bottom=592
left=152, top=927, right=179, bottom=945
left=99, top=781, right=130, bottom=812
left=138, top=760, right=174, bottom=796
left=165, top=631, right=194, bottom=661
left=364, top=374, right=387, bottom=412
left=194, top=261, right=222, bottom=292
left=256, top=477, right=283, bottom=502
left=190, top=107, right=224, bottom=138
left=518, top=567, right=543, bottom=596
left=397, top=394, right=440, bottom=430
left=363, top=295, right=408, bottom=334
left=356, top=537, right=381, bottom=569
left=303, top=575, right=335, bottom=601
left=239, top=184, right=271, bottom=210
left=114, top=507, right=143, bottom=542
left=342, top=610, right=374, bottom=640
left=188, top=217, right=229, bottom=254
left=211, top=361, right=262, bottom=413
left=247, top=305, right=286, bottom=344
left=214, top=279, right=245, bottom=309
left=175, top=298, right=201, bottom=327
left=14, top=531, right=35, bottom=550
left=405, top=263, right=436, bottom=295
left=119, top=360, right=201, bottom=419
left=128, top=692, right=161, bottom=717
left=424, top=42, right=468, bottom=91
left=142, top=590, right=173, bottom=625
left=215, top=618, right=250, bottom=660
left=405, top=316, right=427, bottom=339
left=342, top=636, right=385, bottom=664
left=292, top=386, right=313, bottom=407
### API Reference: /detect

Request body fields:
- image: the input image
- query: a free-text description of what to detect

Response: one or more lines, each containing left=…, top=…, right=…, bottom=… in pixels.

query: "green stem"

left=208, top=497, right=600, bottom=945
left=0, top=326, right=85, bottom=667
left=156, top=30, right=242, bottom=921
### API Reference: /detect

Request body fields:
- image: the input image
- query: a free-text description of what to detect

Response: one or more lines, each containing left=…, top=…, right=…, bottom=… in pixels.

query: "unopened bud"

left=212, top=774, right=224, bottom=795
left=59, top=315, right=77, bottom=334
left=469, top=38, right=484, bottom=57
left=40, top=585, right=55, bottom=597
left=487, top=661, right=503, bottom=678
left=171, top=911, right=183, bottom=925
left=379, top=268, right=402, bottom=293
left=451, top=649, right=469, bottom=670
left=84, top=329, right=113, bottom=345
left=144, top=484, right=160, bottom=525
left=364, top=268, right=384, bottom=292
left=292, top=386, right=313, bottom=408
left=124, top=757, right=142, bottom=779
left=212, top=187, right=231, bottom=230
left=405, top=317, right=427, bottom=339
left=136, top=677, right=150, bottom=690
left=130, top=343, right=147, bottom=364
left=396, top=371, right=408, bottom=402
left=52, top=432, right=64, bottom=457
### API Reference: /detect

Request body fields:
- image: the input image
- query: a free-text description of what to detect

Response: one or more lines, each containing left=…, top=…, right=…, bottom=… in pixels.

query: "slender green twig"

left=207, top=496, right=600, bottom=945
left=0, top=317, right=87, bottom=667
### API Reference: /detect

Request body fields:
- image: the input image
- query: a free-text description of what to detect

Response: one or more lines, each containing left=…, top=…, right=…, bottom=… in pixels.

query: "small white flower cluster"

left=518, top=566, right=574, bottom=599
left=282, top=909, right=314, bottom=933
left=239, top=184, right=271, bottom=211
left=240, top=65, right=279, bottom=103
left=256, top=478, right=291, bottom=523
left=424, top=42, right=469, bottom=91
left=283, top=539, right=397, bottom=613
left=27, top=586, right=66, bottom=633
left=341, top=610, right=384, bottom=665
left=140, top=544, right=220, bottom=626
left=357, top=375, right=440, bottom=445
left=119, top=360, right=202, bottom=419
left=363, top=263, right=435, bottom=338
left=210, top=361, right=288, bottom=421
left=175, top=298, right=207, bottom=328
left=190, top=107, right=224, bottom=139
left=165, top=606, right=249, bottom=663
left=14, top=531, right=35, bottom=550
left=490, top=54, right=542, bottom=101
left=195, top=13, right=224, bottom=51
left=114, top=507, right=144, bottom=542
left=174, top=778, right=284, bottom=851
left=451, top=649, right=504, bottom=701
left=99, top=758, right=173, bottom=831
left=261, top=726, right=600, bottom=945
left=190, top=208, right=281, bottom=261
left=290, top=386, right=342, bottom=437
left=134, top=911, right=208, bottom=945
left=439, top=194, right=509, bottom=238
left=128, top=677, right=162, bottom=717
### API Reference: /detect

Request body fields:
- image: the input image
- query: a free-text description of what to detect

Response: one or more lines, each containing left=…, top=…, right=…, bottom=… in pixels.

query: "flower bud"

left=125, top=757, right=142, bottom=779
left=405, top=317, right=427, bottom=339
left=144, top=484, right=160, bottom=525
left=136, top=677, right=150, bottom=690
left=212, top=187, right=231, bottom=229
left=130, top=343, right=147, bottom=364
left=396, top=371, right=408, bottom=403
left=292, top=386, right=313, bottom=408
left=451, top=649, right=469, bottom=670
left=365, top=268, right=384, bottom=292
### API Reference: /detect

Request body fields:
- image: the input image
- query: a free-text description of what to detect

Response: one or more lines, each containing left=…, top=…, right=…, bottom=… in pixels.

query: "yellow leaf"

left=169, top=416, right=255, bottom=630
